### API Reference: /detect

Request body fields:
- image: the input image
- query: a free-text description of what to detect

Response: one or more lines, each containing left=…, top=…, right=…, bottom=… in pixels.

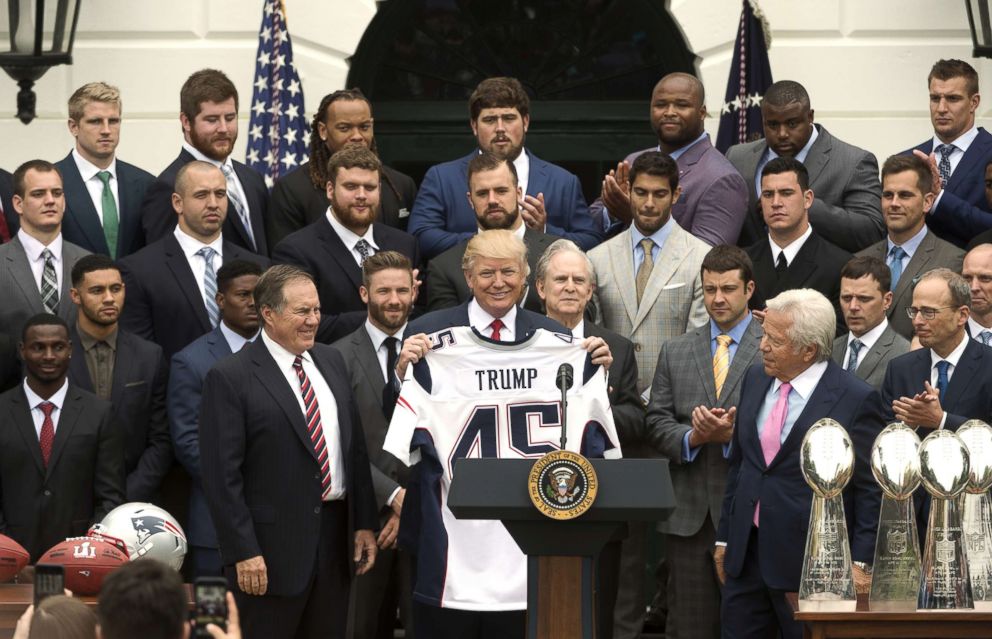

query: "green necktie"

left=97, top=171, right=119, bottom=258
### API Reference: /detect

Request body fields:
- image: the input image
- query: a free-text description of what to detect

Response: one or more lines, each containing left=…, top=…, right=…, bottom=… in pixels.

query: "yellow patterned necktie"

left=713, top=334, right=732, bottom=398
left=635, top=238, right=655, bottom=303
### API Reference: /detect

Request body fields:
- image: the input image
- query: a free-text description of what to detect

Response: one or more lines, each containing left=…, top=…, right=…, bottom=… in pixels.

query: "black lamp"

left=966, top=0, right=992, bottom=58
left=0, top=0, right=81, bottom=124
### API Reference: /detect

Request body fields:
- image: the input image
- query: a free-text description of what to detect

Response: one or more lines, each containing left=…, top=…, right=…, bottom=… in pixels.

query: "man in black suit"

left=332, top=251, right=415, bottom=639
left=141, top=69, right=269, bottom=256
left=200, top=265, right=378, bottom=639
left=68, top=254, right=171, bottom=503
left=272, top=146, right=419, bottom=344
left=427, top=152, right=555, bottom=313
left=120, top=161, right=270, bottom=360
left=0, top=168, right=14, bottom=242
left=0, top=313, right=124, bottom=560
left=746, top=157, right=852, bottom=330
left=55, top=82, right=154, bottom=259
left=0, top=334, right=19, bottom=393
left=268, top=88, right=417, bottom=247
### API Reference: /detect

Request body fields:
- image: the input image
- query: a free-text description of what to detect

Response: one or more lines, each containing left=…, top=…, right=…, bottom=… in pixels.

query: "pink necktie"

left=754, top=381, right=791, bottom=526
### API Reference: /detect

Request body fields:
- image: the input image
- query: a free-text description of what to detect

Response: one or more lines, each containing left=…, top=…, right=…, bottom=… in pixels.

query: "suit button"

left=314, top=506, right=320, bottom=514
left=634, top=343, right=642, bottom=352
left=43, top=490, right=51, bottom=497
left=314, top=473, right=320, bottom=480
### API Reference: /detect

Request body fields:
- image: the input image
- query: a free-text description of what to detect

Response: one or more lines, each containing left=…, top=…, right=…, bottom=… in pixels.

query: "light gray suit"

left=728, top=124, right=884, bottom=253
left=856, top=230, right=965, bottom=340
left=832, top=324, right=910, bottom=390
left=644, top=317, right=762, bottom=639
left=0, top=235, right=88, bottom=336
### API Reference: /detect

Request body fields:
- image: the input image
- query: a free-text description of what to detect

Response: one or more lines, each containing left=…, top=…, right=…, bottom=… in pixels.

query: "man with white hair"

left=714, top=289, right=884, bottom=639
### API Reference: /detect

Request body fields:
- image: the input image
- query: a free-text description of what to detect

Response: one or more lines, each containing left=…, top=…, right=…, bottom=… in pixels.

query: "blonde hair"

left=461, top=229, right=529, bottom=277
left=68, top=82, right=121, bottom=121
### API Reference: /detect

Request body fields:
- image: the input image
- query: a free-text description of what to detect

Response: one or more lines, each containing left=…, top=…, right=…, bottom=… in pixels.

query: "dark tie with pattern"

left=936, top=144, right=954, bottom=185
left=846, top=339, right=863, bottom=373
left=355, top=239, right=374, bottom=265
left=293, top=355, right=332, bottom=498
left=382, top=336, right=400, bottom=421
left=41, top=248, right=59, bottom=314
left=39, top=402, right=55, bottom=467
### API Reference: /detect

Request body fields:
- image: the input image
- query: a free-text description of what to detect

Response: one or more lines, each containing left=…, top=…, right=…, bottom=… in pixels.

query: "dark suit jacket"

left=169, top=326, right=234, bottom=548
left=426, top=228, right=554, bottom=314
left=141, top=149, right=270, bottom=256
left=55, top=153, right=155, bottom=258
left=331, top=326, right=409, bottom=514
left=69, top=327, right=171, bottom=502
left=584, top=322, right=643, bottom=449
left=908, top=128, right=992, bottom=247
left=408, top=149, right=603, bottom=259
left=0, top=236, right=89, bottom=336
left=271, top=216, right=420, bottom=344
left=0, top=335, right=20, bottom=394
left=405, top=300, right=568, bottom=339
left=856, top=231, right=965, bottom=339
left=200, top=339, right=378, bottom=596
left=728, top=125, right=884, bottom=252
left=118, top=234, right=270, bottom=360
left=0, top=383, right=125, bottom=560
left=747, top=231, right=852, bottom=330
left=0, top=169, right=14, bottom=241
left=267, top=161, right=418, bottom=247
left=716, top=361, right=884, bottom=590
left=832, top=325, right=910, bottom=390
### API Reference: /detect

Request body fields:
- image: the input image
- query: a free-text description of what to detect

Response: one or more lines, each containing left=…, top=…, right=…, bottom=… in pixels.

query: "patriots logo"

left=131, top=516, right=185, bottom=545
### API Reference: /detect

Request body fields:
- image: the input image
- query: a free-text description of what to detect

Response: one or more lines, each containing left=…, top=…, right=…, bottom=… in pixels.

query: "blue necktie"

left=888, top=245, right=907, bottom=290
left=846, top=339, right=863, bottom=373
left=935, top=360, right=950, bottom=399
left=936, top=144, right=954, bottom=185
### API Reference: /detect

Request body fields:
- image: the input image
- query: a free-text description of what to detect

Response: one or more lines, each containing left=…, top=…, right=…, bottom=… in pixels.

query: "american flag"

left=715, top=0, right=774, bottom=153
left=246, top=0, right=309, bottom=189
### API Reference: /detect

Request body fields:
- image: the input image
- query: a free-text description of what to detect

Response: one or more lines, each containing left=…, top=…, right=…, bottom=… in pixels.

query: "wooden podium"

left=447, top=458, right=674, bottom=639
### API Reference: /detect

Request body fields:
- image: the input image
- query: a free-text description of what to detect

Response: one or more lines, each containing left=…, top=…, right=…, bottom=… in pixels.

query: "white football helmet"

left=89, top=503, right=188, bottom=571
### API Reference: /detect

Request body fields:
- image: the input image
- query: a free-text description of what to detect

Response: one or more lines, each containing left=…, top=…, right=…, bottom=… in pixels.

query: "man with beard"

left=271, top=146, right=420, bottom=344
left=426, top=152, right=555, bottom=313
left=332, top=251, right=417, bottom=639
left=409, top=77, right=602, bottom=259
left=0, top=313, right=124, bottom=560
left=68, top=254, right=171, bottom=502
left=591, top=73, right=749, bottom=246
left=267, top=89, right=418, bottom=247
left=141, top=69, right=269, bottom=256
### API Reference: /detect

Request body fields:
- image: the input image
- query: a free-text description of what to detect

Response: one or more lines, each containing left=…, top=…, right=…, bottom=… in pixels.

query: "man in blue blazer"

left=715, top=289, right=883, bottom=639
left=906, top=59, right=992, bottom=248
left=169, top=260, right=262, bottom=577
left=55, top=83, right=154, bottom=259
left=408, top=77, right=602, bottom=260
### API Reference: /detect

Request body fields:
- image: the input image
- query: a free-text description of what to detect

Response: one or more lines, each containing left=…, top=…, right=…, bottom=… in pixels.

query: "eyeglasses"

left=905, top=306, right=955, bottom=320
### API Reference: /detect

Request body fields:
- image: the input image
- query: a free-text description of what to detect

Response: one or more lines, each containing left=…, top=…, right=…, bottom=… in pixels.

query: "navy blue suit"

left=407, top=149, right=602, bottom=259
left=718, top=361, right=883, bottom=639
left=141, top=149, right=270, bottom=256
left=907, top=128, right=992, bottom=247
left=169, top=326, right=233, bottom=576
left=55, top=153, right=155, bottom=258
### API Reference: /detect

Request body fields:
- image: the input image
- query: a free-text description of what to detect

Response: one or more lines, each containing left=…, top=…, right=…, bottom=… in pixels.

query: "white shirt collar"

left=23, top=378, right=69, bottom=412
left=219, top=322, right=257, bottom=353
left=768, top=224, right=813, bottom=267
left=572, top=319, right=586, bottom=339
left=71, top=148, right=116, bottom=182
left=849, top=317, right=888, bottom=350
left=364, top=318, right=405, bottom=351
left=513, top=149, right=530, bottom=194
left=931, top=125, right=980, bottom=153
left=468, top=298, right=517, bottom=340
left=931, top=332, right=969, bottom=370
left=183, top=141, right=234, bottom=171
left=772, top=359, right=828, bottom=399
left=260, top=327, right=311, bottom=370
left=173, top=225, right=223, bottom=260
left=326, top=207, right=378, bottom=252
left=968, top=316, right=992, bottom=336
left=18, top=228, right=63, bottom=260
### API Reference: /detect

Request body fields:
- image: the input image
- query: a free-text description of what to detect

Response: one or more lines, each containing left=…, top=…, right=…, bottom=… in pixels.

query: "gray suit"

left=832, top=325, right=910, bottom=390
left=856, top=230, right=965, bottom=339
left=0, top=235, right=88, bottom=335
left=728, top=124, right=884, bottom=252
left=644, top=318, right=762, bottom=639
left=331, top=326, right=413, bottom=639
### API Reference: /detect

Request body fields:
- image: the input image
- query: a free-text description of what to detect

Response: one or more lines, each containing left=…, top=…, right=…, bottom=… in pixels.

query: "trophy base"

left=798, top=598, right=857, bottom=612
left=868, top=599, right=916, bottom=612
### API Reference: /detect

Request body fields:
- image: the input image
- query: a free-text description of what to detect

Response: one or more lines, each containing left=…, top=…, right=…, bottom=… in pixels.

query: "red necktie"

left=39, top=402, right=55, bottom=467
left=293, top=355, right=332, bottom=498
left=489, top=319, right=505, bottom=341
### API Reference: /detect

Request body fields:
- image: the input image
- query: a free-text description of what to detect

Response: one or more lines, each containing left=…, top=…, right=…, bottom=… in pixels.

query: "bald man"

left=963, top=243, right=992, bottom=345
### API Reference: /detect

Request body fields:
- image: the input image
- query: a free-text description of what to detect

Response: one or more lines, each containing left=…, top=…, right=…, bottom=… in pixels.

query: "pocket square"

left=124, top=381, right=147, bottom=388
left=662, top=282, right=686, bottom=290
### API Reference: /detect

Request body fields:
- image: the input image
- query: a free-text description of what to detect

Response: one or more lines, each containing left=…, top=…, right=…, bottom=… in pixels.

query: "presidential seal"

left=528, top=450, right=598, bottom=520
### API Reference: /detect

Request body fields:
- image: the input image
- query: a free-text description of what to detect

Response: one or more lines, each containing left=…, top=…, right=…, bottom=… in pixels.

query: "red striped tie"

left=293, top=355, right=331, bottom=498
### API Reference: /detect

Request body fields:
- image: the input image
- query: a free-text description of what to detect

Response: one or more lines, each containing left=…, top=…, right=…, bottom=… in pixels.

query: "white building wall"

left=0, top=0, right=986, bottom=174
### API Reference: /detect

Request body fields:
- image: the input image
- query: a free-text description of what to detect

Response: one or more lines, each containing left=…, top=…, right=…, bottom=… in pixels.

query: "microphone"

left=556, top=364, right=573, bottom=450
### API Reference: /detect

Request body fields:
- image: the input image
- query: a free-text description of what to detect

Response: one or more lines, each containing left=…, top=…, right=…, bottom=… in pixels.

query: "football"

left=0, top=534, right=29, bottom=582
left=38, top=537, right=128, bottom=595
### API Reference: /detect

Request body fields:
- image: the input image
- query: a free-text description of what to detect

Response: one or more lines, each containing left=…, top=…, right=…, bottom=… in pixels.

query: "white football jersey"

left=384, top=326, right=621, bottom=611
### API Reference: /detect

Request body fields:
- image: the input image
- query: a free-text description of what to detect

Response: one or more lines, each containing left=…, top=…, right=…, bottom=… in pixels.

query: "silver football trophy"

left=798, top=419, right=856, bottom=611
left=869, top=423, right=923, bottom=610
left=957, top=420, right=992, bottom=610
left=918, top=429, right=973, bottom=609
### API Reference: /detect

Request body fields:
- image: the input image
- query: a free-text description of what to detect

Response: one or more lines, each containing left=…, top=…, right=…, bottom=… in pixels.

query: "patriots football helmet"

left=89, top=503, right=187, bottom=570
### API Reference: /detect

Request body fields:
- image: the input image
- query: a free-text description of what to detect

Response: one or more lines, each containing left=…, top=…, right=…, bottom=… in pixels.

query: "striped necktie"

left=197, top=247, right=219, bottom=327
left=293, top=355, right=332, bottom=498
left=220, top=164, right=256, bottom=251
left=40, top=248, right=59, bottom=314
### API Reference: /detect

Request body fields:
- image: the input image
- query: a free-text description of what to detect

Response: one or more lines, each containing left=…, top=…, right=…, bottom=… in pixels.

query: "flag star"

left=287, top=80, right=301, bottom=97
left=265, top=175, right=275, bottom=189
left=257, top=51, right=270, bottom=67
left=283, top=128, right=298, bottom=144
left=250, top=124, right=263, bottom=141
left=264, top=1, right=274, bottom=16
left=303, top=130, right=311, bottom=147
left=273, top=78, right=284, bottom=92
left=747, top=93, right=762, bottom=108
left=264, top=150, right=276, bottom=166
left=252, top=102, right=266, bottom=117
left=274, top=29, right=288, bottom=44
left=254, top=76, right=267, bottom=93
left=286, top=103, right=299, bottom=119
left=273, top=53, right=286, bottom=68
left=261, top=26, right=272, bottom=42
left=281, top=152, right=298, bottom=169
left=247, top=148, right=260, bottom=164
left=721, top=101, right=734, bottom=115
left=268, top=103, right=281, bottom=117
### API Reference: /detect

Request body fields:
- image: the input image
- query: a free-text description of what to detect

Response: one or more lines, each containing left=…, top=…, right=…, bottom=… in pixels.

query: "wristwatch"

left=853, top=561, right=872, bottom=574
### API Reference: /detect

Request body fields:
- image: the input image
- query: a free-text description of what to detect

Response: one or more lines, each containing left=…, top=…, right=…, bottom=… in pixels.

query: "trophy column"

left=958, top=420, right=992, bottom=610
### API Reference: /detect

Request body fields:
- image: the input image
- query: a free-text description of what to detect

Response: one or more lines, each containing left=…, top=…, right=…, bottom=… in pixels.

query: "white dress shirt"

left=930, top=333, right=969, bottom=429
left=468, top=298, right=517, bottom=341
left=845, top=318, right=889, bottom=371
left=261, top=330, right=346, bottom=500
left=571, top=319, right=586, bottom=339
left=23, top=378, right=69, bottom=439
left=173, top=227, right=223, bottom=304
left=19, top=229, right=64, bottom=294
left=182, top=142, right=250, bottom=217
left=219, top=322, right=258, bottom=353
left=71, top=148, right=120, bottom=225
left=365, top=319, right=406, bottom=381
left=327, top=208, right=379, bottom=267
left=768, top=224, right=813, bottom=267
left=513, top=149, right=531, bottom=200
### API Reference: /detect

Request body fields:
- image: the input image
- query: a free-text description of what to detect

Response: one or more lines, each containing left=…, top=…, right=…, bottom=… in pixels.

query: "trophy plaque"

left=957, top=420, right=992, bottom=611
left=918, top=429, right=973, bottom=609
left=798, top=418, right=856, bottom=612
left=869, top=423, right=922, bottom=611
